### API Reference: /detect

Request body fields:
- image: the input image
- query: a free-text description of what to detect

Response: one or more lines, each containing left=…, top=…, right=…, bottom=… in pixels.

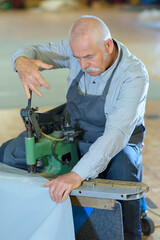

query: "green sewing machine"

left=20, top=91, right=79, bottom=174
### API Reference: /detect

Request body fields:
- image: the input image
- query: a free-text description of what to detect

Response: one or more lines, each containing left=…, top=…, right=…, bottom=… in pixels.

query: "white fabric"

left=0, top=163, right=75, bottom=240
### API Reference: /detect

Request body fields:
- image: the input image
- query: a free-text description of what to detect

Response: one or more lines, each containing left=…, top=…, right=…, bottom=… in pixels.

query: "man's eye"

left=87, top=56, right=93, bottom=59
left=75, top=56, right=80, bottom=60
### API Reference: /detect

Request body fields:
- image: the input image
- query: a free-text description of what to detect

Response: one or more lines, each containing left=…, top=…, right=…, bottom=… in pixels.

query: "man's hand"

left=14, top=56, right=53, bottom=99
left=44, top=171, right=83, bottom=203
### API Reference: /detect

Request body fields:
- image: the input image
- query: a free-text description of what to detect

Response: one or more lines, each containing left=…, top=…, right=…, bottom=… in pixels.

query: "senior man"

left=0, top=15, right=149, bottom=240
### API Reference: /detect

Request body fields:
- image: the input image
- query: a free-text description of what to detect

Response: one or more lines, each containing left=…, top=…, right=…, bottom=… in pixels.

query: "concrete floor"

left=0, top=4, right=160, bottom=239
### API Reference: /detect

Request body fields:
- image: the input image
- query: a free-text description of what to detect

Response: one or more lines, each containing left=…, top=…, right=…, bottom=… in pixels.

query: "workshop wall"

left=0, top=0, right=160, bottom=10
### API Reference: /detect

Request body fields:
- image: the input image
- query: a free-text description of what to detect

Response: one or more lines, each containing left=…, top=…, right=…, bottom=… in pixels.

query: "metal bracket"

left=70, top=179, right=148, bottom=201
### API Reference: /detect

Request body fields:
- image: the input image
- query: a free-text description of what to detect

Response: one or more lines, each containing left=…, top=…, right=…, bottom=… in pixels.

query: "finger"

left=23, top=85, right=31, bottom=99
left=37, top=60, right=53, bottom=70
left=44, top=181, right=56, bottom=201
left=36, top=74, right=51, bottom=90
left=49, top=185, right=57, bottom=202
left=50, top=183, right=62, bottom=203
left=30, top=84, right=43, bottom=97
left=55, top=182, right=72, bottom=203
left=48, top=181, right=58, bottom=201
left=60, top=187, right=72, bottom=203
left=18, top=74, right=31, bottom=99
left=44, top=181, right=53, bottom=187
left=55, top=185, right=67, bottom=203
left=49, top=180, right=66, bottom=203
left=19, top=73, right=41, bottom=98
left=33, top=70, right=51, bottom=90
left=60, top=186, right=73, bottom=202
left=22, top=79, right=43, bottom=98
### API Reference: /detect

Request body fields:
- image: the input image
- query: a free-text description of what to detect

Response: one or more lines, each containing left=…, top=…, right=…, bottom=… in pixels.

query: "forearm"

left=72, top=127, right=129, bottom=180
left=12, top=46, right=40, bottom=72
left=12, top=40, right=71, bottom=72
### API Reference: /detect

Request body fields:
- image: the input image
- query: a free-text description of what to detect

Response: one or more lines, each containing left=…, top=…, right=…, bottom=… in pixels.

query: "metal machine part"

left=70, top=179, right=149, bottom=201
left=20, top=90, right=79, bottom=174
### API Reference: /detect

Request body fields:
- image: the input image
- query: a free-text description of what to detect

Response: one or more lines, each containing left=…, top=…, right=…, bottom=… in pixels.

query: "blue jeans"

left=99, top=145, right=142, bottom=240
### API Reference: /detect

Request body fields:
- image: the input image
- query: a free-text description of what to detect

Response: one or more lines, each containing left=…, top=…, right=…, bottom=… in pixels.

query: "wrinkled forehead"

left=70, top=36, right=104, bottom=59
left=69, top=30, right=105, bottom=56
left=70, top=34, right=100, bottom=53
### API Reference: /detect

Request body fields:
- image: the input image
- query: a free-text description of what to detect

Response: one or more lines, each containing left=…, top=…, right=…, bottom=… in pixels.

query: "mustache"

left=82, top=66, right=100, bottom=73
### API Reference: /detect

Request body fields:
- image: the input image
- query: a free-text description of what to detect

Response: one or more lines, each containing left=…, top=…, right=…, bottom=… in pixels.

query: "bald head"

left=69, top=15, right=111, bottom=46
left=69, top=16, right=117, bottom=76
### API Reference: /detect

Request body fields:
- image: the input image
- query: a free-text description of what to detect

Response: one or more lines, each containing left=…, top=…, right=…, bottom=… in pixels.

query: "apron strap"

left=102, top=48, right=123, bottom=96
left=75, top=70, right=84, bottom=84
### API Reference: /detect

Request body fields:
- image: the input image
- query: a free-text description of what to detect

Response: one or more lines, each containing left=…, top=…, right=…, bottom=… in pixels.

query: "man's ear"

left=104, top=39, right=113, bottom=55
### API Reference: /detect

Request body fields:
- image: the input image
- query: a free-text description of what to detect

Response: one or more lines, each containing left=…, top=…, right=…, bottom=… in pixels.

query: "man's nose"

left=80, top=58, right=89, bottom=70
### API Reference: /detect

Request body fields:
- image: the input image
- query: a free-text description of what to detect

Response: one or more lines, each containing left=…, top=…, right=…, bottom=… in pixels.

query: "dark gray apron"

left=67, top=69, right=111, bottom=156
left=66, top=53, right=145, bottom=157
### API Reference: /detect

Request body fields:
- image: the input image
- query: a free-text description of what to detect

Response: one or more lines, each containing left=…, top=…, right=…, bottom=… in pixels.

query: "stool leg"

left=141, top=197, right=147, bottom=216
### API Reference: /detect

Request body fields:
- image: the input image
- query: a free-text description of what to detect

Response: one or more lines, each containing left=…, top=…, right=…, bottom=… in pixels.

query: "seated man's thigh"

left=0, top=131, right=27, bottom=170
left=103, top=145, right=142, bottom=182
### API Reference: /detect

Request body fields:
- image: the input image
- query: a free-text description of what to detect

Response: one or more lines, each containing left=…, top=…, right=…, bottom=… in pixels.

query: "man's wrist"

left=70, top=171, right=83, bottom=181
left=14, top=56, right=27, bottom=72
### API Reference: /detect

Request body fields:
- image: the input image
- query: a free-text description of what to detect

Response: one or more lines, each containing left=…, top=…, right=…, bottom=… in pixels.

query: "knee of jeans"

left=0, top=140, right=12, bottom=163
left=107, top=152, right=139, bottom=181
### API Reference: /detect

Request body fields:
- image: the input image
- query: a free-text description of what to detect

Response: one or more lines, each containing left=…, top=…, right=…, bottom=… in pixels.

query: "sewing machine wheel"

left=141, top=216, right=155, bottom=236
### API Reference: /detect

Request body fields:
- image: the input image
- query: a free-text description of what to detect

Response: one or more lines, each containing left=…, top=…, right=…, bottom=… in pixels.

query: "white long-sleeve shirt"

left=12, top=39, right=149, bottom=180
